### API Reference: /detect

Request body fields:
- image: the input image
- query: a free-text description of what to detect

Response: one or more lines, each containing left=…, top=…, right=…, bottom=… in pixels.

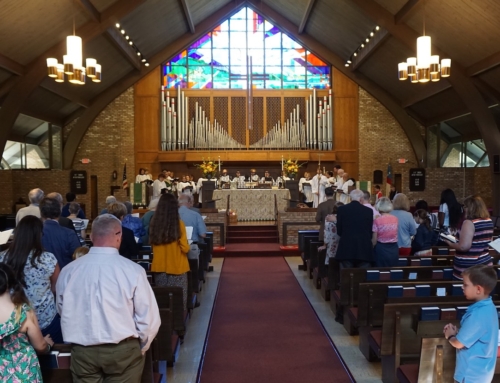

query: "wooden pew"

left=152, top=286, right=188, bottom=339
left=151, top=293, right=179, bottom=366
left=307, top=239, right=323, bottom=283
left=367, top=301, right=500, bottom=383
left=298, top=230, right=319, bottom=271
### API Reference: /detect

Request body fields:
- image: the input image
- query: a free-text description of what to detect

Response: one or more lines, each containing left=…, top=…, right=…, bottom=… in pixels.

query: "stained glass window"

left=163, top=7, right=330, bottom=89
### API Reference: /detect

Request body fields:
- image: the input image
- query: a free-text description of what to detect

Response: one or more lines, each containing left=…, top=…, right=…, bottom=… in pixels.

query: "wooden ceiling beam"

left=0, top=53, right=25, bottom=76
left=105, top=27, right=141, bottom=70
left=394, top=0, right=423, bottom=24
left=425, top=109, right=471, bottom=127
left=352, top=28, right=389, bottom=70
left=19, top=108, right=64, bottom=126
left=0, top=77, right=19, bottom=100
left=76, top=0, right=101, bottom=23
left=466, top=51, right=500, bottom=77
left=179, top=0, right=196, bottom=34
left=63, top=0, right=244, bottom=168
left=0, top=0, right=146, bottom=161
left=401, top=80, right=451, bottom=108
left=40, top=81, right=90, bottom=108
left=64, top=107, right=86, bottom=127
left=473, top=78, right=500, bottom=104
left=7, top=133, right=38, bottom=145
left=298, top=0, right=316, bottom=34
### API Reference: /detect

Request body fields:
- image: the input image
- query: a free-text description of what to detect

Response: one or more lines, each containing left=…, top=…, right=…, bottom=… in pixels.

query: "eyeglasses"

left=115, top=231, right=122, bottom=235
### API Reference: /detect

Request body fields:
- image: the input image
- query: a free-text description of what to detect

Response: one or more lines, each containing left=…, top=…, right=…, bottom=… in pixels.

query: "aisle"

left=198, top=257, right=354, bottom=383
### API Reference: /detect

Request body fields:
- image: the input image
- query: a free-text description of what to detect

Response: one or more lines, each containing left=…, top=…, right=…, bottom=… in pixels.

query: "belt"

left=72, top=336, right=137, bottom=347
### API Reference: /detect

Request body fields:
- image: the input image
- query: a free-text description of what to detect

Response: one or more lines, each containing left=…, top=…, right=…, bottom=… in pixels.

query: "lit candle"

left=218, top=156, right=221, bottom=172
left=281, top=155, right=284, bottom=170
left=323, top=166, right=325, bottom=174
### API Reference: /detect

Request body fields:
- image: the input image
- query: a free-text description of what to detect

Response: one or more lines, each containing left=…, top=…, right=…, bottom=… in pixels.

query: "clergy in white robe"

left=311, top=170, right=329, bottom=207
left=260, top=171, right=274, bottom=184
left=299, top=172, right=313, bottom=206
left=220, top=169, right=231, bottom=183
left=152, top=175, right=167, bottom=202
left=248, top=169, right=259, bottom=182
left=338, top=173, right=354, bottom=204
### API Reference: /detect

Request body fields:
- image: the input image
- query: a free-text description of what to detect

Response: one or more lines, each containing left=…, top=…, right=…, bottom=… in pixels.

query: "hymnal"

left=456, top=306, right=468, bottom=320
left=0, top=229, right=13, bottom=246
left=390, top=269, right=404, bottom=280
left=57, top=353, right=71, bottom=369
left=398, top=258, right=408, bottom=266
left=403, top=287, right=416, bottom=297
left=432, top=270, right=444, bottom=280
left=387, top=286, right=404, bottom=298
left=420, top=306, right=440, bottom=321
left=366, top=270, right=380, bottom=281
left=408, top=272, right=418, bottom=280
left=440, top=308, right=457, bottom=320
left=420, top=258, right=432, bottom=266
left=379, top=271, right=390, bottom=280
left=440, top=233, right=458, bottom=243
left=39, top=351, right=59, bottom=369
left=436, top=287, right=447, bottom=297
left=415, top=284, right=431, bottom=297
left=451, top=284, right=463, bottom=296
left=437, top=247, right=449, bottom=255
left=410, top=259, right=421, bottom=266
left=443, top=268, right=453, bottom=279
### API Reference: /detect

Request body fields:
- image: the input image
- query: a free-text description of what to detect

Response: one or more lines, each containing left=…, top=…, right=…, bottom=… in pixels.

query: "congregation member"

left=56, top=214, right=160, bottom=382
left=443, top=265, right=498, bottom=383
left=107, top=202, right=140, bottom=259
left=260, top=170, right=274, bottom=184
left=40, top=197, right=80, bottom=269
left=15, top=188, right=44, bottom=225
left=61, top=192, right=85, bottom=219
left=298, top=172, right=313, bottom=207
left=390, top=193, right=416, bottom=255
left=0, top=263, right=54, bottom=382
left=100, top=195, right=116, bottom=215
left=335, top=189, right=373, bottom=269
left=123, top=201, right=146, bottom=245
left=415, top=199, right=438, bottom=230
left=336, top=173, right=354, bottom=204
left=443, top=195, right=493, bottom=280
left=72, top=246, right=89, bottom=261
left=411, top=209, right=438, bottom=256
left=0, top=215, right=63, bottom=343
left=322, top=202, right=343, bottom=265
left=315, top=187, right=336, bottom=243
left=186, top=194, right=201, bottom=214
left=141, top=198, right=158, bottom=245
left=67, top=202, right=86, bottom=245
left=152, top=173, right=167, bottom=202
left=178, top=194, right=207, bottom=243
left=372, top=197, right=399, bottom=267
left=311, top=168, right=328, bottom=207
left=46, top=192, right=77, bottom=231
left=360, top=190, right=379, bottom=218
left=439, top=188, right=464, bottom=232
left=149, top=194, right=190, bottom=308
left=248, top=168, right=259, bottom=182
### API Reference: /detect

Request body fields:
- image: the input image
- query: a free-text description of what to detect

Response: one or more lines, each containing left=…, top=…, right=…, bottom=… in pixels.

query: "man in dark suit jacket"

left=315, top=187, right=336, bottom=242
left=336, top=189, right=373, bottom=269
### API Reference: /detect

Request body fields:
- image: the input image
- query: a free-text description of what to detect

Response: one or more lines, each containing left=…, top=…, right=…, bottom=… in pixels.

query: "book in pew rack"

left=440, top=308, right=457, bottom=321
left=456, top=306, right=468, bottom=320
left=379, top=271, right=390, bottom=280
left=451, top=284, right=463, bottom=296
left=366, top=270, right=380, bottom=281
left=420, top=306, right=440, bottom=321
left=390, top=269, right=403, bottom=280
left=403, top=287, right=416, bottom=297
left=415, top=284, right=431, bottom=297
left=387, top=286, right=404, bottom=298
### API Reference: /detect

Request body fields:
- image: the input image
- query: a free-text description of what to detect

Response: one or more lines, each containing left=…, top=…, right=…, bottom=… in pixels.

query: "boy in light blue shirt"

left=443, top=264, right=499, bottom=383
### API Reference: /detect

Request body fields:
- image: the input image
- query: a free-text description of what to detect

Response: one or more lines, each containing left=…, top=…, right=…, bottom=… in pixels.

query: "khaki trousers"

left=71, top=338, right=144, bottom=383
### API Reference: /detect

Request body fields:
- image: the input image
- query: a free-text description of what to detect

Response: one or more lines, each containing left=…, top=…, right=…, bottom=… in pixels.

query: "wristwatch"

left=446, top=334, right=456, bottom=341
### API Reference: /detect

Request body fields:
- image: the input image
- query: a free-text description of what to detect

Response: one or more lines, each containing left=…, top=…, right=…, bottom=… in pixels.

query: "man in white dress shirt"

left=56, top=214, right=160, bottom=382
left=311, top=168, right=329, bottom=208
left=16, top=188, right=44, bottom=225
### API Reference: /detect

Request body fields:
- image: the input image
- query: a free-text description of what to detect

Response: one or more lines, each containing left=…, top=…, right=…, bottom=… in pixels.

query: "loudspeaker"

left=494, top=155, right=500, bottom=173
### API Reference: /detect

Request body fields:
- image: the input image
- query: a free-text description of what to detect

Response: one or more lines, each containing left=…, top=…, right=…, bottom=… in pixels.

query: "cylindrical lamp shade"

left=67, top=35, right=82, bottom=69
left=417, top=36, right=431, bottom=69
left=407, top=57, right=417, bottom=77
left=92, top=64, right=102, bottom=83
left=418, top=67, right=430, bottom=83
left=63, top=55, right=74, bottom=75
left=86, top=59, right=96, bottom=77
left=55, top=64, right=64, bottom=83
left=78, top=69, right=86, bottom=85
left=47, top=58, right=58, bottom=78
left=398, top=62, right=408, bottom=80
left=69, top=68, right=82, bottom=84
left=441, top=59, right=451, bottom=77
left=430, top=55, right=440, bottom=74
left=430, top=72, right=440, bottom=82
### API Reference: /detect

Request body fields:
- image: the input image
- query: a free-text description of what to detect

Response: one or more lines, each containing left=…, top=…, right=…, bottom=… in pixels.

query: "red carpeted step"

left=227, top=225, right=276, bottom=232
left=226, top=230, right=279, bottom=238
left=199, top=257, right=354, bottom=383
left=226, top=236, right=279, bottom=244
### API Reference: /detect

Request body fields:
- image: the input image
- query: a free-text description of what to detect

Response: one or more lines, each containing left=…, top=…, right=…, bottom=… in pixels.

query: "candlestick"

left=218, top=156, right=221, bottom=172
left=281, top=155, right=284, bottom=170
left=323, top=166, right=325, bottom=174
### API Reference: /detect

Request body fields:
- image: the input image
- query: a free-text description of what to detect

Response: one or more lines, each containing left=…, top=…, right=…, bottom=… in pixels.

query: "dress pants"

left=71, top=338, right=144, bottom=383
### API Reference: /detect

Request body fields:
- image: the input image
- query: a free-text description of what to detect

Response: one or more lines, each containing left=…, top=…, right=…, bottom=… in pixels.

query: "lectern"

left=286, top=180, right=300, bottom=208
left=202, top=180, right=217, bottom=208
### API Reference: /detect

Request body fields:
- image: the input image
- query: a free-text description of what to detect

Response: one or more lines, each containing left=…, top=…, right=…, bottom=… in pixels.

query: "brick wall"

left=278, top=211, right=319, bottom=245
left=0, top=170, right=14, bottom=215
left=358, top=88, right=492, bottom=207
left=204, top=212, right=226, bottom=246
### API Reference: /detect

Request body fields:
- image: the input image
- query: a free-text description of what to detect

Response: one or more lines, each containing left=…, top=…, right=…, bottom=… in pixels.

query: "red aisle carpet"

left=198, top=257, right=354, bottom=383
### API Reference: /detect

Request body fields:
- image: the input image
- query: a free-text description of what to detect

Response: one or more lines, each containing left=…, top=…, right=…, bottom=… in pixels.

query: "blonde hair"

left=73, top=246, right=90, bottom=260
left=392, top=193, right=410, bottom=211
left=376, top=197, right=393, bottom=213
left=463, top=194, right=489, bottom=220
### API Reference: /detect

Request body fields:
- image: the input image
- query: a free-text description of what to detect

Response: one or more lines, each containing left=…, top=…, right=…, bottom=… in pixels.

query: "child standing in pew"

left=443, top=264, right=498, bottom=383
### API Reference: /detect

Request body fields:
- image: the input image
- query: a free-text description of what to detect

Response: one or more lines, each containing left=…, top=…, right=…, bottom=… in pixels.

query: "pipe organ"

left=160, top=86, right=333, bottom=151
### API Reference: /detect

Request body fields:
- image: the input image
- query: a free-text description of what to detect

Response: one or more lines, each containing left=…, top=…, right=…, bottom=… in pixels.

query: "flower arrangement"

left=195, top=158, right=219, bottom=178
left=282, top=159, right=304, bottom=179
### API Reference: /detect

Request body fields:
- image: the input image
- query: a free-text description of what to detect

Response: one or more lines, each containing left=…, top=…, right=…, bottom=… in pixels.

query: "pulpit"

left=202, top=180, right=217, bottom=208
left=285, top=180, right=300, bottom=208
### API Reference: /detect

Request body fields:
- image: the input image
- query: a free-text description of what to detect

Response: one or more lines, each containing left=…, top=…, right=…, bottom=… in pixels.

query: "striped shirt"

left=453, top=218, right=493, bottom=280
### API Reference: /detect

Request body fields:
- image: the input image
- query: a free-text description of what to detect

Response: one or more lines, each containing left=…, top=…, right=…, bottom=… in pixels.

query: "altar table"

left=213, top=189, right=291, bottom=221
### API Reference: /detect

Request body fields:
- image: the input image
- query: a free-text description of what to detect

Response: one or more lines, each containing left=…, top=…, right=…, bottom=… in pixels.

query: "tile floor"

left=166, top=256, right=382, bottom=383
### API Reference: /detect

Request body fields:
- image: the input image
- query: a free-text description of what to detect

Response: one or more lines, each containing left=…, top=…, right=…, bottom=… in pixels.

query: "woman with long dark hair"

left=439, top=188, right=463, bottom=231
left=411, top=209, right=438, bottom=256
left=0, top=215, right=62, bottom=343
left=149, top=193, right=190, bottom=308
left=0, top=263, right=54, bottom=382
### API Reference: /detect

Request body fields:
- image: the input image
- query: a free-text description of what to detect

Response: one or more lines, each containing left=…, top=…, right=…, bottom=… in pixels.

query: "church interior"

left=1, top=0, right=500, bottom=382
